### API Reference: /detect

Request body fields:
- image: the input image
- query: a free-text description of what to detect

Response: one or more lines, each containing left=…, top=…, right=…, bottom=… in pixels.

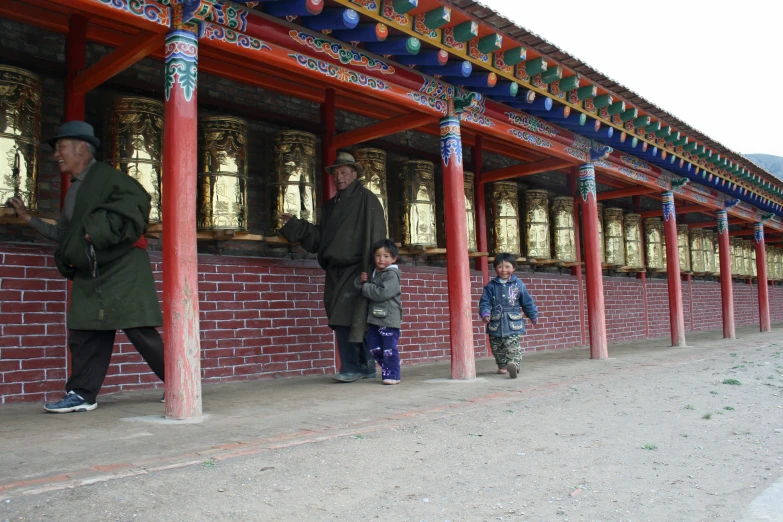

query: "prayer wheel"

left=743, top=240, right=753, bottom=278
left=597, top=202, right=606, bottom=263
left=0, top=66, right=42, bottom=213
left=524, top=189, right=550, bottom=259
left=397, top=160, right=437, bottom=248
left=689, top=229, right=705, bottom=274
left=775, top=248, right=782, bottom=281
left=105, top=96, right=164, bottom=223
left=269, top=130, right=317, bottom=234
left=463, top=171, right=477, bottom=252
left=354, top=148, right=389, bottom=237
left=702, top=230, right=716, bottom=274
left=551, top=196, right=575, bottom=262
left=487, top=181, right=521, bottom=257
left=730, top=238, right=742, bottom=276
left=603, top=207, right=625, bottom=266
left=712, top=232, right=720, bottom=275
left=677, top=224, right=691, bottom=272
left=644, top=218, right=665, bottom=270
left=197, top=116, right=249, bottom=231
left=751, top=245, right=757, bottom=278
left=623, top=213, right=643, bottom=269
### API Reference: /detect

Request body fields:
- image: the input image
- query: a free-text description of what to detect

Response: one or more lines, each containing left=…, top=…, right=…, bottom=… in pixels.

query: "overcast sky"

left=477, top=0, right=783, bottom=158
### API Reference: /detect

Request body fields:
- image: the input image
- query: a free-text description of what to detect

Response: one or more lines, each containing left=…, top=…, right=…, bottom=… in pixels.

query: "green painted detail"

left=682, top=142, right=697, bottom=152
left=451, top=21, right=478, bottom=42
left=577, top=113, right=587, bottom=125
left=574, top=85, right=596, bottom=101
left=607, top=101, right=626, bottom=115
left=557, top=75, right=580, bottom=92
left=502, top=47, right=527, bottom=65
left=392, top=0, right=417, bottom=14
left=665, top=131, right=680, bottom=142
left=632, top=116, right=650, bottom=128
left=423, top=7, right=451, bottom=29
left=643, top=121, right=660, bottom=133
left=593, top=94, right=612, bottom=109
left=696, top=145, right=707, bottom=156
left=523, top=57, right=546, bottom=76
left=509, top=82, right=519, bottom=96
left=620, top=108, right=638, bottom=122
left=540, top=66, right=562, bottom=84
left=654, top=126, right=670, bottom=137
left=673, top=136, right=688, bottom=147
left=406, top=37, right=421, bottom=54
left=708, top=154, right=722, bottom=164
left=477, top=33, right=503, bottom=54
left=631, top=136, right=639, bottom=148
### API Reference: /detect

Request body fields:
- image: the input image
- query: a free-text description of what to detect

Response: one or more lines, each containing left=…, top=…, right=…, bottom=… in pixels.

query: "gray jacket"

left=354, top=265, right=403, bottom=329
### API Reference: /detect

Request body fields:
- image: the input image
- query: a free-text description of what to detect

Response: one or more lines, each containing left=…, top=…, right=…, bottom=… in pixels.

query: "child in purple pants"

left=355, top=239, right=403, bottom=385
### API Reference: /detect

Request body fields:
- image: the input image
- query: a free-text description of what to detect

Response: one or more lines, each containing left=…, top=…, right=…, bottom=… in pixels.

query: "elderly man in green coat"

left=280, top=152, right=387, bottom=383
left=6, top=121, right=164, bottom=413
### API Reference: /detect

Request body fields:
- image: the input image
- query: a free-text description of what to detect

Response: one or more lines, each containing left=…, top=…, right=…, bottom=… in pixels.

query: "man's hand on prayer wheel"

left=280, top=213, right=294, bottom=225
left=5, top=197, right=31, bottom=223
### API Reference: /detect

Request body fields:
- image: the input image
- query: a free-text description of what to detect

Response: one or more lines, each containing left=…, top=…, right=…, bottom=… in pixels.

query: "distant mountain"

left=746, top=154, right=783, bottom=181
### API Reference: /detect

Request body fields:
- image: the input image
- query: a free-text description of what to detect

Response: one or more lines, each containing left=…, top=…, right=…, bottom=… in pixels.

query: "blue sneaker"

left=44, top=391, right=97, bottom=413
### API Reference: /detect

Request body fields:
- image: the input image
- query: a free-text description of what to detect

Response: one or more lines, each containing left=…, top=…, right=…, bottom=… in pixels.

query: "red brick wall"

left=2, top=242, right=782, bottom=404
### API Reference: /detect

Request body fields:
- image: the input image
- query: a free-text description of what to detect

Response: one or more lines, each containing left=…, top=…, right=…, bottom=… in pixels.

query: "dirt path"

left=1, top=328, right=782, bottom=521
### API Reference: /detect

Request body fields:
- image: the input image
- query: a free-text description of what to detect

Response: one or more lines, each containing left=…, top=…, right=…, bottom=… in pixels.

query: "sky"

left=477, top=0, right=783, bottom=158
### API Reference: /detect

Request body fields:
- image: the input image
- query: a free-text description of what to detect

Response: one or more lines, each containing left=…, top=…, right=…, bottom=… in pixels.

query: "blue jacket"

left=478, top=275, right=538, bottom=337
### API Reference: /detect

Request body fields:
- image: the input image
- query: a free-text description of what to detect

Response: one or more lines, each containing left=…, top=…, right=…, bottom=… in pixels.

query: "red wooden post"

left=441, top=109, right=475, bottom=379
left=662, top=192, right=686, bottom=346
left=321, top=87, right=336, bottom=205
left=717, top=211, right=736, bottom=338
left=163, top=28, right=202, bottom=420
left=754, top=223, right=772, bottom=332
left=578, top=164, right=608, bottom=359
left=570, top=171, right=586, bottom=346
left=473, top=135, right=488, bottom=283
left=62, top=14, right=87, bottom=211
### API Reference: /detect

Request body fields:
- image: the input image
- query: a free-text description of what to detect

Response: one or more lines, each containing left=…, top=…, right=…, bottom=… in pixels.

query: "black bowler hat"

left=47, top=121, right=100, bottom=150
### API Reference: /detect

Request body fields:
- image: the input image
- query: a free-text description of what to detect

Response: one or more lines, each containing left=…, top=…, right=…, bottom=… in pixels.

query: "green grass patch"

left=685, top=404, right=695, bottom=410
left=722, top=379, right=742, bottom=386
left=724, top=406, right=735, bottom=411
left=641, top=443, right=658, bottom=451
left=703, top=413, right=713, bottom=420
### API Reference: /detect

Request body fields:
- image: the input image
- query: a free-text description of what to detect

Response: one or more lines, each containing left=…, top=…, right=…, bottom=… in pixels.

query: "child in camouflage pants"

left=478, top=253, right=539, bottom=379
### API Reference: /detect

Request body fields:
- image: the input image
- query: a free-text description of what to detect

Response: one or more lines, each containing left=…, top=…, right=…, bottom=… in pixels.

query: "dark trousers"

left=334, top=326, right=375, bottom=375
left=66, top=327, right=165, bottom=403
left=366, top=325, right=401, bottom=380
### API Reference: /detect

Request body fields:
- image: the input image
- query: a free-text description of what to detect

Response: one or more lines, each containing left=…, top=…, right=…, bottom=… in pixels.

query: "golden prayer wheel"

left=0, top=66, right=42, bottom=213
left=743, top=240, right=753, bottom=278
left=689, top=229, right=705, bottom=274
left=524, top=189, right=551, bottom=259
left=269, top=130, right=317, bottom=234
left=487, top=181, right=521, bottom=257
left=551, top=196, right=575, bottom=262
left=597, top=202, right=606, bottom=263
left=197, top=116, right=249, bottom=231
left=354, top=148, right=389, bottom=237
left=677, top=224, right=690, bottom=272
left=713, top=232, right=721, bottom=275
left=623, top=213, right=643, bottom=269
left=397, top=160, right=437, bottom=248
left=730, top=238, right=741, bottom=276
left=772, top=247, right=780, bottom=281
left=702, top=230, right=716, bottom=274
left=775, top=248, right=782, bottom=281
left=463, top=171, right=478, bottom=252
left=603, top=207, right=625, bottom=266
left=105, top=96, right=164, bottom=223
left=644, top=218, right=665, bottom=270
left=751, top=246, right=757, bottom=278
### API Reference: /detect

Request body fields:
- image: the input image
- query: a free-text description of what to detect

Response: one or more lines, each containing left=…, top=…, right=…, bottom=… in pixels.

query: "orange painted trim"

left=332, top=112, right=433, bottom=149
left=481, top=158, right=574, bottom=184
left=596, top=186, right=659, bottom=201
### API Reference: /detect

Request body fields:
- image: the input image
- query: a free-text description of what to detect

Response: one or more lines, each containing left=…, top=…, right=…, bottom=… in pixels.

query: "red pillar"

left=441, top=111, right=475, bottom=379
left=578, top=164, right=608, bottom=359
left=570, top=171, right=587, bottom=346
left=163, top=29, right=202, bottom=420
left=754, top=223, right=772, bottom=332
left=63, top=15, right=87, bottom=211
left=321, top=88, right=336, bottom=205
left=717, top=211, right=736, bottom=338
left=662, top=192, right=686, bottom=346
left=472, top=135, right=489, bottom=284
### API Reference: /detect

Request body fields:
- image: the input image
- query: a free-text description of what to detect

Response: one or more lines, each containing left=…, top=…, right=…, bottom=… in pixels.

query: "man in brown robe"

left=280, top=152, right=387, bottom=382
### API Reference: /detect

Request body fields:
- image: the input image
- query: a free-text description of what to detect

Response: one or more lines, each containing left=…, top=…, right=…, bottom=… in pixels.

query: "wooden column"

left=662, top=192, right=686, bottom=346
left=441, top=110, right=475, bottom=379
left=321, top=87, right=336, bottom=204
left=754, top=223, right=772, bottom=332
left=578, top=164, right=608, bottom=359
left=570, top=170, right=587, bottom=347
left=472, top=135, right=489, bottom=283
left=163, top=28, right=202, bottom=420
left=717, top=211, right=736, bottom=339
left=62, top=14, right=87, bottom=210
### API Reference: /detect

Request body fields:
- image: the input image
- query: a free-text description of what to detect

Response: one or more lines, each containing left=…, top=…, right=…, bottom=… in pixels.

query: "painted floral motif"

left=616, top=166, right=649, bottom=183
left=381, top=0, right=410, bottom=25
left=468, top=40, right=491, bottom=63
left=565, top=147, right=587, bottom=162
left=755, top=224, right=765, bottom=244
left=407, top=92, right=447, bottom=114
left=413, top=15, right=438, bottom=39
left=289, top=31, right=395, bottom=74
left=505, top=112, right=559, bottom=138
left=620, top=155, right=651, bottom=171
left=494, top=53, right=513, bottom=74
left=570, top=135, right=591, bottom=153
left=578, top=164, right=596, bottom=202
left=654, top=177, right=670, bottom=190
left=515, top=63, right=530, bottom=82
left=531, top=74, right=545, bottom=89
left=624, top=121, right=634, bottom=132
left=599, top=107, right=610, bottom=120
left=612, top=114, right=623, bottom=126
left=717, top=211, right=729, bottom=235
left=98, top=0, right=171, bottom=26
left=202, top=24, right=271, bottom=53
left=509, top=129, right=552, bottom=149
left=441, top=27, right=466, bottom=51
left=662, top=192, right=675, bottom=222
left=549, top=80, right=566, bottom=99
left=593, top=160, right=612, bottom=170
left=208, top=1, right=248, bottom=31
left=165, top=30, right=198, bottom=102
left=348, top=0, right=379, bottom=10
left=460, top=111, right=495, bottom=127
left=583, top=98, right=597, bottom=114
left=419, top=78, right=455, bottom=99
left=289, top=54, right=391, bottom=92
left=440, top=117, right=462, bottom=167
left=690, top=194, right=709, bottom=204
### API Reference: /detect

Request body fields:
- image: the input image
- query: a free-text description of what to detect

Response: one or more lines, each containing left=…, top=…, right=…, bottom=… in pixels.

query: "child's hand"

left=530, top=318, right=538, bottom=326
left=359, top=272, right=369, bottom=283
left=482, top=316, right=490, bottom=324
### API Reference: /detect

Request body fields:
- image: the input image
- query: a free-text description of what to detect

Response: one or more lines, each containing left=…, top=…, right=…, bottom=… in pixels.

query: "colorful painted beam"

left=332, top=23, right=389, bottom=42
left=332, top=111, right=433, bottom=148
left=481, top=158, right=574, bottom=184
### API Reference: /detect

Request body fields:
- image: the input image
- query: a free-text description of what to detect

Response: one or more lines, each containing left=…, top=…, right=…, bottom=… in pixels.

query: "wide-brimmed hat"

left=47, top=121, right=100, bottom=150
left=325, top=151, right=364, bottom=176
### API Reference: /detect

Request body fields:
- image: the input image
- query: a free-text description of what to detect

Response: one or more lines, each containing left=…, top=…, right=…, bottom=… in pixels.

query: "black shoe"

left=161, top=393, right=165, bottom=403
left=44, top=391, right=97, bottom=413
left=333, top=372, right=362, bottom=382
left=361, top=372, right=377, bottom=380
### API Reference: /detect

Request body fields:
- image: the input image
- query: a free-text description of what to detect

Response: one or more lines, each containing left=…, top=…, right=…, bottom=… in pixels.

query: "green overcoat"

left=280, top=179, right=387, bottom=342
left=54, top=162, right=163, bottom=330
